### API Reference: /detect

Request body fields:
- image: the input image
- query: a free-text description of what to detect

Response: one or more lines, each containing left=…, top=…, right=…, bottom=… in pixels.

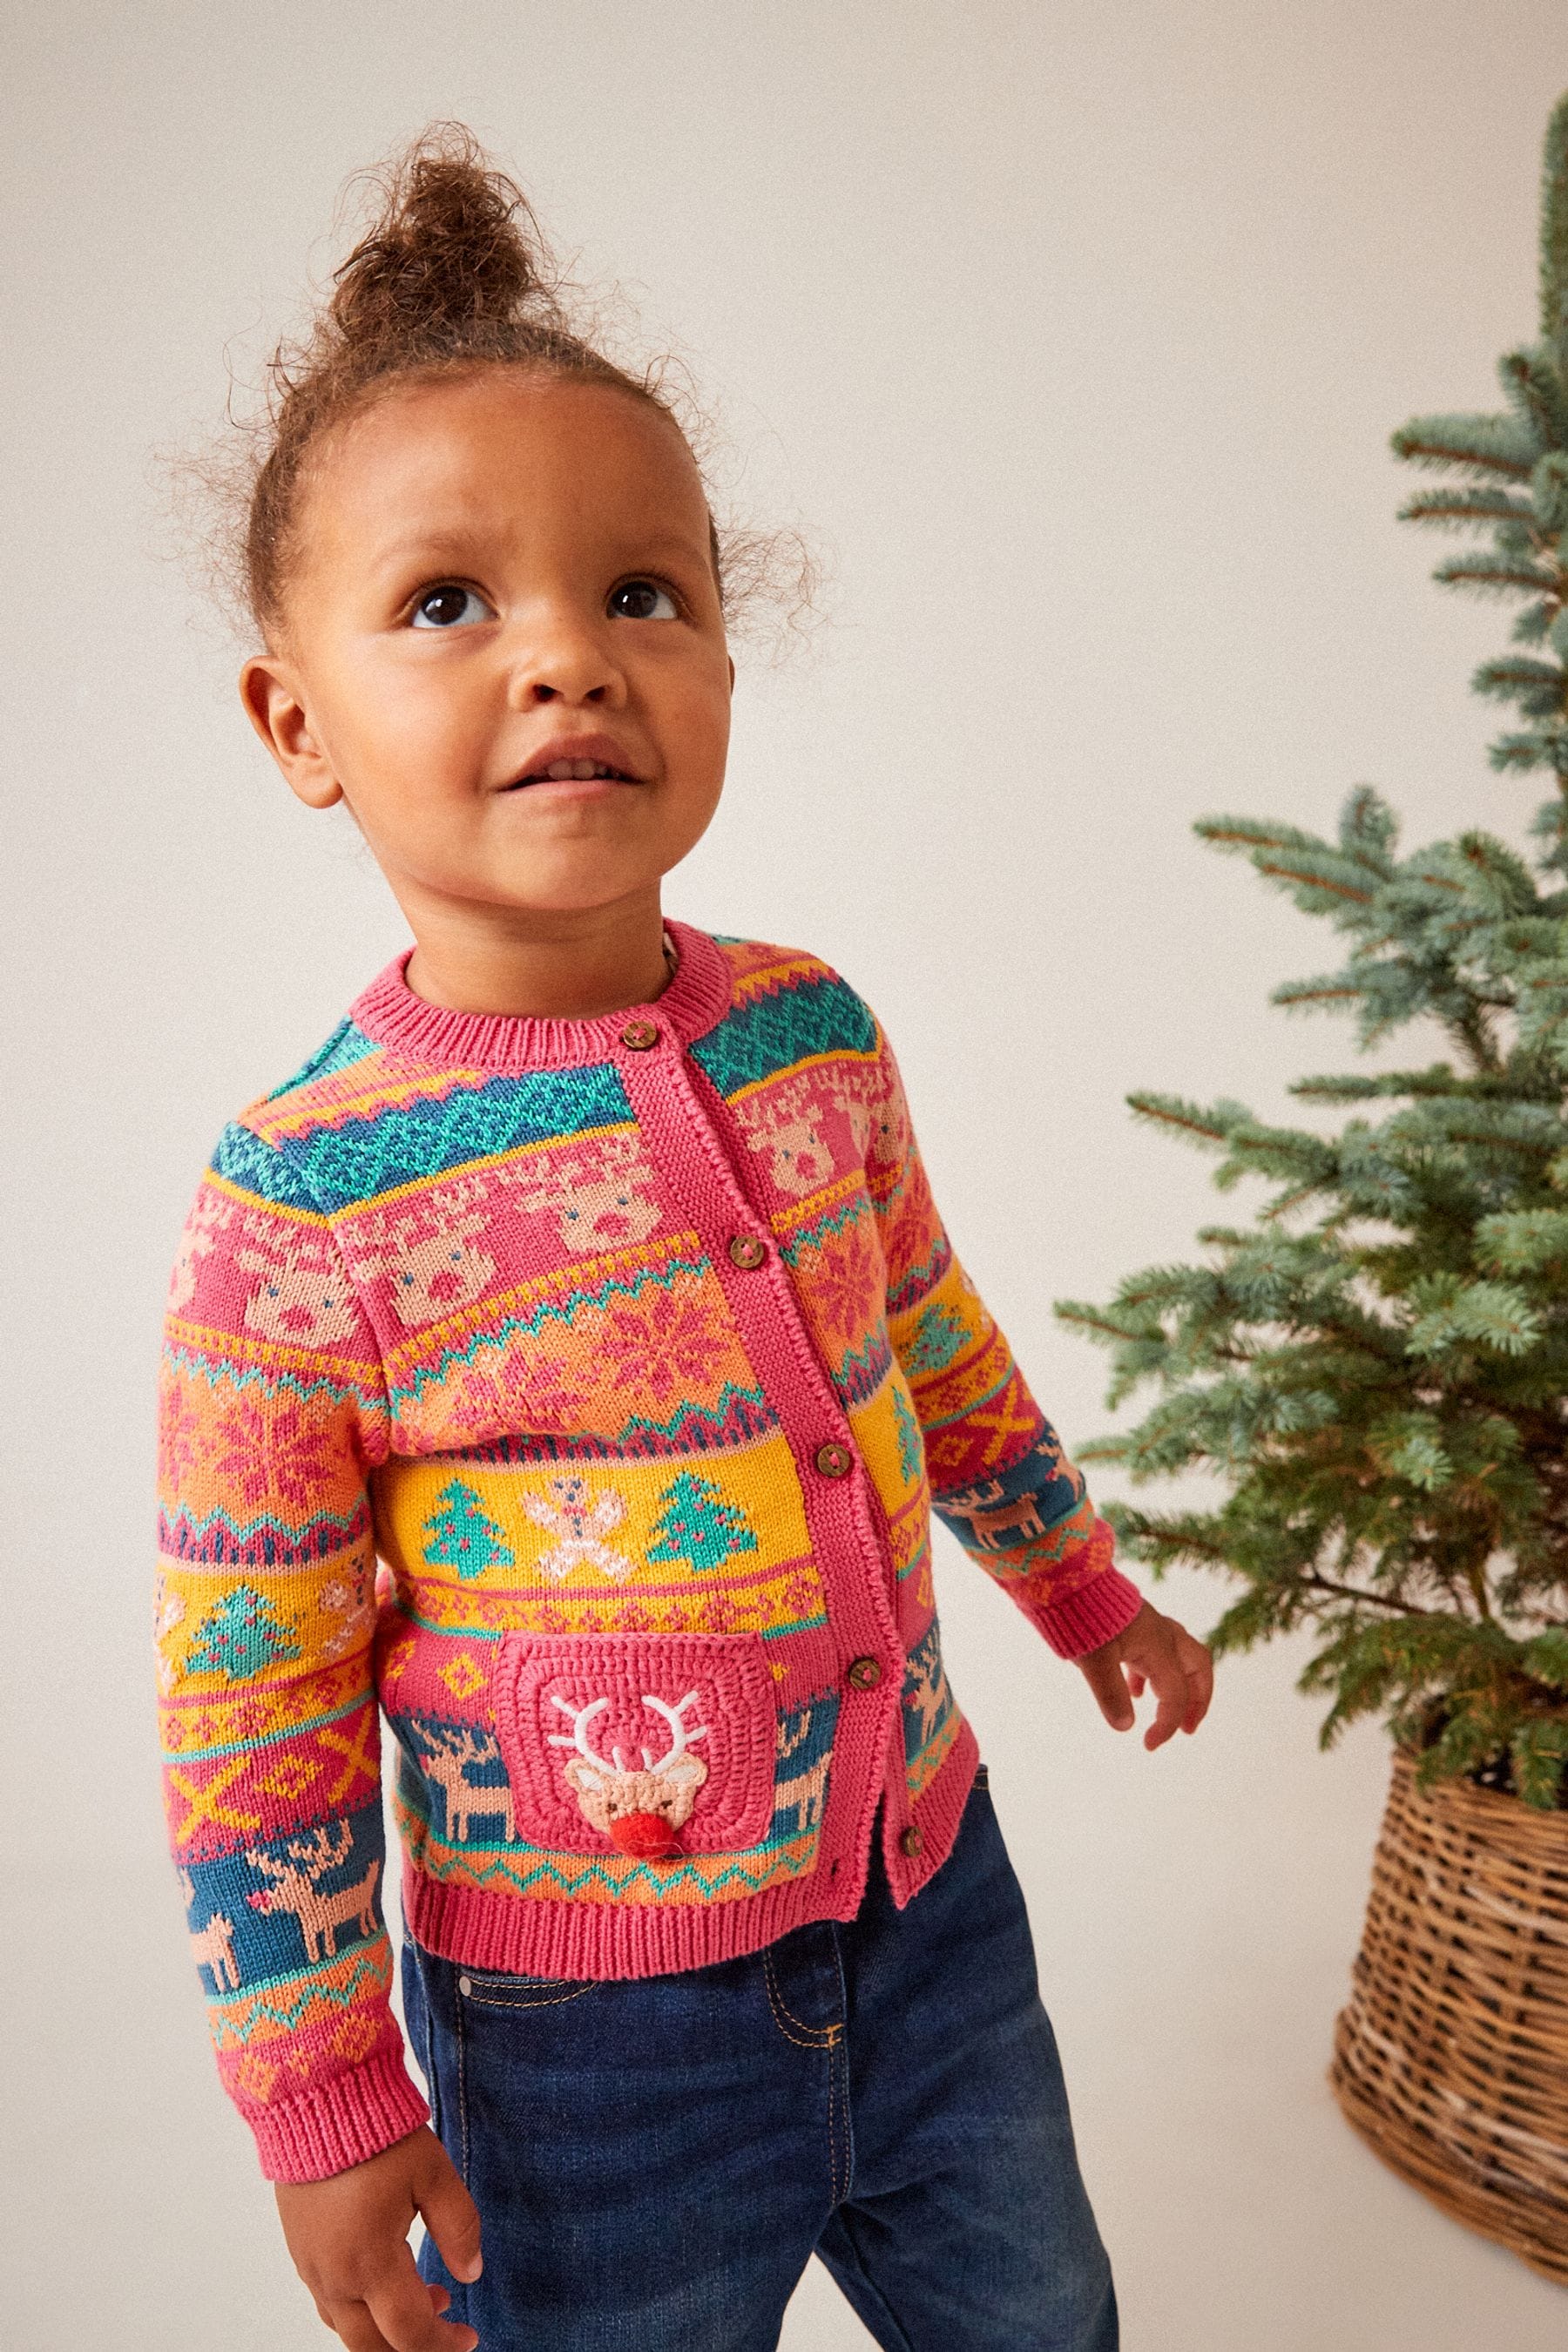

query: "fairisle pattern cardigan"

left=156, top=925, right=1144, bottom=2181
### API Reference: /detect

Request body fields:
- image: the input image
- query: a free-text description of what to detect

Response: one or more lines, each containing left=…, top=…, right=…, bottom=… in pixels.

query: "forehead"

left=301, top=369, right=710, bottom=565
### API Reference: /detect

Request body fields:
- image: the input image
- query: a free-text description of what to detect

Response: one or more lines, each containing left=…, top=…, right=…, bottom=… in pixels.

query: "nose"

left=505, top=602, right=627, bottom=708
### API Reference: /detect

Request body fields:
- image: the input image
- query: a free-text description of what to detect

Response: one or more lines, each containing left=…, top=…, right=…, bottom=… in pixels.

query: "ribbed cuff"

left=251, top=2053, right=431, bottom=2184
left=1021, top=1562, right=1146, bottom=1659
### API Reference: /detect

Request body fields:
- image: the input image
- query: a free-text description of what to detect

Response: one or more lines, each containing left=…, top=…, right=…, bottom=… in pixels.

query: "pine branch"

left=1541, top=91, right=1568, bottom=357
left=1392, top=414, right=1538, bottom=478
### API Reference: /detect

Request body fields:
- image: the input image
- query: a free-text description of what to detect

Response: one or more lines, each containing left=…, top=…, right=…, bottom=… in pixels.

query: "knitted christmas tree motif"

left=422, top=1481, right=516, bottom=1579
left=647, top=1473, right=760, bottom=1573
left=904, top=1301, right=968, bottom=1375
left=892, top=1385, right=924, bottom=1484
left=186, top=1585, right=301, bottom=1680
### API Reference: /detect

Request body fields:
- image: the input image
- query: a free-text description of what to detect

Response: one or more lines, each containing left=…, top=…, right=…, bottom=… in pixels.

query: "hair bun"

left=328, top=125, right=548, bottom=356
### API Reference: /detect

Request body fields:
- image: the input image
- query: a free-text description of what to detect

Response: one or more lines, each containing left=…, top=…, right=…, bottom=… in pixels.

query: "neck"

left=399, top=889, right=672, bottom=1021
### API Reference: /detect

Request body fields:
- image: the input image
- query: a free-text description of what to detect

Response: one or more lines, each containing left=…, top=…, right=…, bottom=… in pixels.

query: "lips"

left=501, top=733, right=646, bottom=788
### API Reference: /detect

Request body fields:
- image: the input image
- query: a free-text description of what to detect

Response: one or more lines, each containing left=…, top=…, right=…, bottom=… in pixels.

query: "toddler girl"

left=155, top=126, right=1213, bottom=2352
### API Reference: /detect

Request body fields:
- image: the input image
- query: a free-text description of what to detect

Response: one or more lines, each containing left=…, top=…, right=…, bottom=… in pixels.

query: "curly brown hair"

left=211, top=123, right=814, bottom=649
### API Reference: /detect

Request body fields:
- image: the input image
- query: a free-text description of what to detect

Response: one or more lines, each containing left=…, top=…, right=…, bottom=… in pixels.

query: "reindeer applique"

left=179, top=1869, right=241, bottom=1990
left=243, top=1825, right=380, bottom=1963
left=412, top=1724, right=516, bottom=1843
left=343, top=1176, right=497, bottom=1330
left=524, top=1476, right=631, bottom=1581
left=547, top=1689, right=709, bottom=1860
left=510, top=1134, right=662, bottom=1251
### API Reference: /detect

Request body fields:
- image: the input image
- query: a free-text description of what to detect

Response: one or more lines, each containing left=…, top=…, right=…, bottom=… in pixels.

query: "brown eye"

left=412, top=585, right=491, bottom=629
left=608, top=578, right=678, bottom=621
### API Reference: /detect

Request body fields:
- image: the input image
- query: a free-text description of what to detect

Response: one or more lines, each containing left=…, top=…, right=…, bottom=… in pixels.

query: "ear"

left=239, top=651, right=343, bottom=810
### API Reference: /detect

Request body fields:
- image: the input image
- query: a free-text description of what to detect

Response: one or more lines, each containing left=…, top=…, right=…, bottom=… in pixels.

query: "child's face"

left=240, top=369, right=733, bottom=923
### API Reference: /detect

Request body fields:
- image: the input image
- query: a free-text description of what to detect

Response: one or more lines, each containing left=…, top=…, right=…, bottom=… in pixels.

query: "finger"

left=1076, top=1651, right=1135, bottom=1730
left=416, top=2145, right=483, bottom=2286
left=1143, top=1665, right=1192, bottom=1751
left=367, top=2242, right=479, bottom=2352
left=1178, top=1637, right=1215, bottom=1731
left=1125, top=1669, right=1146, bottom=1698
left=324, top=2301, right=392, bottom=2352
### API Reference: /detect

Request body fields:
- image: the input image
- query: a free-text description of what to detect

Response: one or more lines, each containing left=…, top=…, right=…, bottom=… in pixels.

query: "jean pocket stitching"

left=459, top=1972, right=597, bottom=2012
left=761, top=1946, right=841, bottom=2049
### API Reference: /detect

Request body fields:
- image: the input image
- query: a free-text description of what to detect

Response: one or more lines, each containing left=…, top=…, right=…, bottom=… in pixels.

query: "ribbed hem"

left=407, top=1847, right=858, bottom=1978
left=251, top=2054, right=431, bottom=2185
left=346, top=920, right=733, bottom=1071
left=1024, top=1561, right=1146, bottom=1659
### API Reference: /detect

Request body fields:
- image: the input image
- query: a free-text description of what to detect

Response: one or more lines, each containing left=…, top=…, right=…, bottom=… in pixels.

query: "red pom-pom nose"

left=607, top=1810, right=682, bottom=1860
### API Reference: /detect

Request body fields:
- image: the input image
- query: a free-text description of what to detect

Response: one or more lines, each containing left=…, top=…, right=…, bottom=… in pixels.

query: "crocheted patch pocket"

left=493, top=1630, right=778, bottom=1859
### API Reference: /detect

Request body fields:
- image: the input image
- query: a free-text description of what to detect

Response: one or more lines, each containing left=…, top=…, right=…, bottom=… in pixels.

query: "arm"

left=860, top=1018, right=1213, bottom=1741
left=159, top=1130, right=487, bottom=2349
left=861, top=1024, right=1145, bottom=1659
left=155, top=1128, right=428, bottom=2180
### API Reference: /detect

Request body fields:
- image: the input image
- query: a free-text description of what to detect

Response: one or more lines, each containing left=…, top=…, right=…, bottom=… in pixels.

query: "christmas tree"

left=648, top=1473, right=759, bottom=1573
left=1058, top=95, right=1568, bottom=1811
left=422, top=1481, right=515, bottom=1578
left=186, top=1584, right=301, bottom=1679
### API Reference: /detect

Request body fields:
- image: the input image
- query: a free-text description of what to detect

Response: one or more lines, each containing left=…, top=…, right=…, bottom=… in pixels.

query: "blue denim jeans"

left=401, top=1767, right=1119, bottom=2350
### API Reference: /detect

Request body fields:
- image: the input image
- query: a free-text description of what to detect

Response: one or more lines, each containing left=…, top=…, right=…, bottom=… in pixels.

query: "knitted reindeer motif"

left=344, top=1177, right=497, bottom=1329
left=179, top=1869, right=241, bottom=1990
left=510, top=1133, right=662, bottom=1250
left=902, top=1643, right=950, bottom=1753
left=243, top=1825, right=380, bottom=1963
left=773, top=1709, right=831, bottom=1832
left=732, top=1074, right=836, bottom=1197
left=827, top=1066, right=911, bottom=1173
left=413, top=1724, right=515, bottom=1842
left=167, top=1191, right=234, bottom=1314
left=234, top=1228, right=362, bottom=1346
left=939, top=1478, right=1047, bottom=1551
left=547, top=1689, right=709, bottom=1859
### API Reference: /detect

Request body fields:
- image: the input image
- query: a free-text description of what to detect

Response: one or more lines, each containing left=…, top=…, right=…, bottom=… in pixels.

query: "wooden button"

left=846, top=1656, right=882, bottom=1691
left=728, top=1234, right=767, bottom=1270
left=898, top=1825, right=923, bottom=1858
left=814, top=1443, right=854, bottom=1479
left=619, top=1019, right=660, bottom=1051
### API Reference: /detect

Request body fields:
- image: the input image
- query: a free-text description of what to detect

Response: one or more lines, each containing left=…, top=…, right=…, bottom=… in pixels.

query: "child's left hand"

left=1073, top=1601, right=1213, bottom=1749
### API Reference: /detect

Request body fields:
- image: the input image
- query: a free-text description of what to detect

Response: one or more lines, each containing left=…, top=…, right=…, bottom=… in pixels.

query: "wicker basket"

left=1329, top=1745, right=1568, bottom=2286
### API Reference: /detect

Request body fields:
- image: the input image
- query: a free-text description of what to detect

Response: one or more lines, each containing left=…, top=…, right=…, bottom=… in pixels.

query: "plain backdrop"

left=5, top=4, right=1568, bottom=2345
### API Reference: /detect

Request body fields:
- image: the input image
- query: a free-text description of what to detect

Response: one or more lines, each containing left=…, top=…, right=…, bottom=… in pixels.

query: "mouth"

left=500, top=738, right=647, bottom=791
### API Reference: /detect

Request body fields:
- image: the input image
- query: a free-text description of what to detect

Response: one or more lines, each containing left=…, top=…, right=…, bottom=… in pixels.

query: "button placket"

left=611, top=1036, right=907, bottom=1899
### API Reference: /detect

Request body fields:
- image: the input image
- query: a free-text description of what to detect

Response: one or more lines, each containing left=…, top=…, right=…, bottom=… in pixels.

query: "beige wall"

left=6, top=4, right=1568, bottom=2342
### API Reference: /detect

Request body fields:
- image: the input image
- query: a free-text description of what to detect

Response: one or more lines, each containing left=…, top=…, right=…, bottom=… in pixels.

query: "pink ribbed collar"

left=347, top=919, right=733, bottom=1072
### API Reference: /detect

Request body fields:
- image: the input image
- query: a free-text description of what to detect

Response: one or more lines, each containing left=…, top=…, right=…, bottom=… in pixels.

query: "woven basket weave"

left=1329, top=1746, right=1568, bottom=2286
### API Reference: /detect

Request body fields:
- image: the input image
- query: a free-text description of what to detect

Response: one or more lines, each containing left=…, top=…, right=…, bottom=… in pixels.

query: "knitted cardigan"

left=156, top=924, right=1143, bottom=2181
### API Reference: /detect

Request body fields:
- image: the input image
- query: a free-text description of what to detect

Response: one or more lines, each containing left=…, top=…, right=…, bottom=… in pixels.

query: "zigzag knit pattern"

left=156, top=924, right=1143, bottom=2181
